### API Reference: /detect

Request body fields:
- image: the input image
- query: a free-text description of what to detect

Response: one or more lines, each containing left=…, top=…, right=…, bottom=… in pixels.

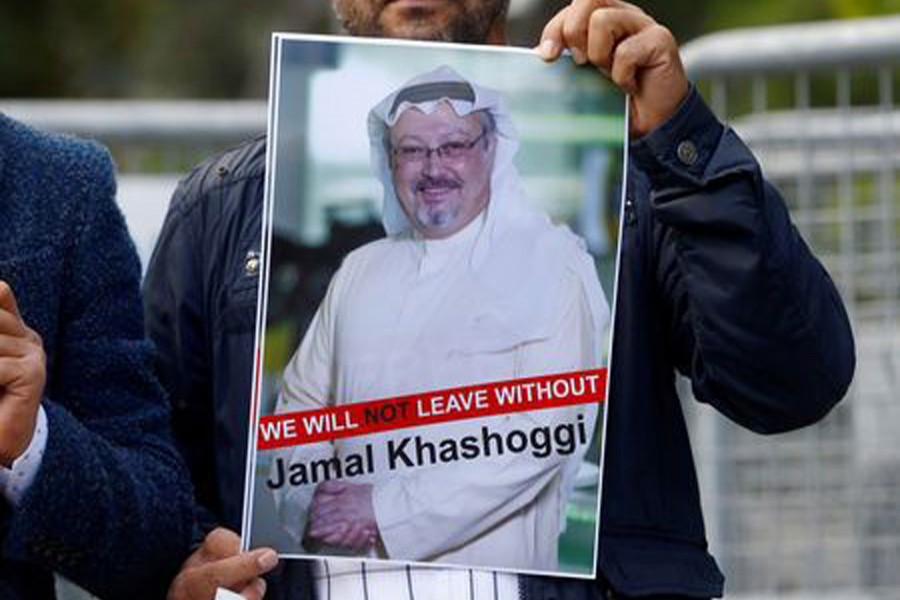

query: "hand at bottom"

left=167, top=528, right=278, bottom=600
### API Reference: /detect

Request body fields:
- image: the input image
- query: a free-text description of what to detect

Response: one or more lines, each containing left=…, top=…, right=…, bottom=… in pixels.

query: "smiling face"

left=331, top=0, right=509, bottom=44
left=388, top=103, right=496, bottom=239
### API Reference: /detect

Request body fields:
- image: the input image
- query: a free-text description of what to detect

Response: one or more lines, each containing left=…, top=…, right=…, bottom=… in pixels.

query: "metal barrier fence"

left=2, top=15, right=898, bottom=600
left=681, top=16, right=900, bottom=599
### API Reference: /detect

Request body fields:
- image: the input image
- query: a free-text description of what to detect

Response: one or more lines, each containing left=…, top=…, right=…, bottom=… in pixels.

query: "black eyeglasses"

left=392, top=129, right=488, bottom=166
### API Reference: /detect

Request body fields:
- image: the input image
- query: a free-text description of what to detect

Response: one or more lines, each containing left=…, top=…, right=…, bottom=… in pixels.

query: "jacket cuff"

left=0, top=405, right=47, bottom=507
left=629, top=86, right=725, bottom=188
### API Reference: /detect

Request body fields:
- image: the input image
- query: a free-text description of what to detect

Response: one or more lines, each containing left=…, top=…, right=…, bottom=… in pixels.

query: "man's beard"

left=416, top=202, right=459, bottom=230
left=410, top=175, right=464, bottom=232
left=333, top=0, right=507, bottom=44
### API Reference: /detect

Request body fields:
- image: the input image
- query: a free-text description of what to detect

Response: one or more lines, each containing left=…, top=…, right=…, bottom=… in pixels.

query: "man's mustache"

left=415, top=176, right=462, bottom=193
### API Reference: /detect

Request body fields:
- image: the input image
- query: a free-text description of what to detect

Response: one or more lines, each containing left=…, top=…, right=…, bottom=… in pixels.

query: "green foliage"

left=0, top=0, right=332, bottom=98
left=702, top=0, right=898, bottom=33
left=0, top=0, right=155, bottom=96
left=828, top=0, right=900, bottom=18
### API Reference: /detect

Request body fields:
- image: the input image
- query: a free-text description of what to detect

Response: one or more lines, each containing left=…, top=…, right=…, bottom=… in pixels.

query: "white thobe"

left=274, top=213, right=603, bottom=573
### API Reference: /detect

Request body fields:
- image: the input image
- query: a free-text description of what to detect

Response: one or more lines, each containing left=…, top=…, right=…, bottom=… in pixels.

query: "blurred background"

left=2, top=1, right=898, bottom=598
left=0, top=0, right=897, bottom=99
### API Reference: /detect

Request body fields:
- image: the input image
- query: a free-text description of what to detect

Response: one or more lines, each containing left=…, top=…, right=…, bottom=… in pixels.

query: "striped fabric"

left=315, top=560, right=521, bottom=600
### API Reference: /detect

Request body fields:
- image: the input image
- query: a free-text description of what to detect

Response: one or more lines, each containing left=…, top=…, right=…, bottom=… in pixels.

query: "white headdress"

left=368, top=65, right=530, bottom=246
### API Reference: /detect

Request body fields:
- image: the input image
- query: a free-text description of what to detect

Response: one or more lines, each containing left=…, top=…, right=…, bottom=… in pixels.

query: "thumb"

left=0, top=281, right=23, bottom=321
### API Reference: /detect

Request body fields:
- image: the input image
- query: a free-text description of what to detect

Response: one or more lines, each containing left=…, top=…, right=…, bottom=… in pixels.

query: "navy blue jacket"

left=0, top=114, right=194, bottom=599
left=143, top=88, right=854, bottom=599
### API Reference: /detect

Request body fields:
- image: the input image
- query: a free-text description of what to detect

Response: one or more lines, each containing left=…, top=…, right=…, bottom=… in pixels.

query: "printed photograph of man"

left=266, top=65, right=611, bottom=575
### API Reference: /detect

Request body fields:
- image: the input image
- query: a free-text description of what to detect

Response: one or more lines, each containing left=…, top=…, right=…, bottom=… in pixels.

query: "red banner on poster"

left=257, top=368, right=607, bottom=450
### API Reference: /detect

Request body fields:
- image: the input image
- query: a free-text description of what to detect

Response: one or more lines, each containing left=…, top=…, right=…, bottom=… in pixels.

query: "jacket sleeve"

left=2, top=144, right=194, bottom=598
left=632, top=87, right=856, bottom=434
left=142, top=168, right=221, bottom=542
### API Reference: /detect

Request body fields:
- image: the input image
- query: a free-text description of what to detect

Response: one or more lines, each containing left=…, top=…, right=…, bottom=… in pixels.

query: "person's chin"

left=420, top=212, right=452, bottom=229
left=416, top=211, right=459, bottom=238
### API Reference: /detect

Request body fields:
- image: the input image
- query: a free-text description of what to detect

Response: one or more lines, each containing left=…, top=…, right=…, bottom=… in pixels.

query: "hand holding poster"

left=242, top=34, right=627, bottom=579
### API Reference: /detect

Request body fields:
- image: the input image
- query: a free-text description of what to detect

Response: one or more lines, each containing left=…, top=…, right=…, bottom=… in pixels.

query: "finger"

left=536, top=6, right=570, bottom=61
left=0, top=334, right=36, bottom=358
left=0, top=307, right=27, bottom=337
left=312, top=490, right=345, bottom=508
left=237, top=578, right=267, bottom=600
left=200, top=527, right=242, bottom=560
left=0, top=282, right=22, bottom=321
left=316, top=480, right=349, bottom=495
left=0, top=357, right=38, bottom=386
left=609, top=24, right=669, bottom=94
left=350, top=527, right=377, bottom=553
left=307, top=512, right=346, bottom=533
left=360, top=529, right=378, bottom=552
left=24, top=326, right=41, bottom=346
left=182, top=549, right=278, bottom=597
left=309, top=491, right=343, bottom=519
left=307, top=519, right=347, bottom=540
left=562, top=0, right=618, bottom=65
left=349, top=525, right=378, bottom=553
left=317, top=523, right=363, bottom=548
left=585, top=7, right=655, bottom=72
left=312, top=488, right=344, bottom=502
left=339, top=521, right=369, bottom=552
left=310, top=500, right=342, bottom=522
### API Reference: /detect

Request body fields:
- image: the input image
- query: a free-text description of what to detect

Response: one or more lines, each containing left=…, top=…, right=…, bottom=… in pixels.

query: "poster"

left=241, top=33, right=627, bottom=579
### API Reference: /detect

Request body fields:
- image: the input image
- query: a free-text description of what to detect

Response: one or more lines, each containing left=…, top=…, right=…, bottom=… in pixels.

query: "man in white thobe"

left=272, top=66, right=610, bottom=573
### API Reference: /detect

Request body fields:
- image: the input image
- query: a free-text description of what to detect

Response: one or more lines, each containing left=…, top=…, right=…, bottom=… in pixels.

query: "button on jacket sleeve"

left=631, top=87, right=855, bottom=434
